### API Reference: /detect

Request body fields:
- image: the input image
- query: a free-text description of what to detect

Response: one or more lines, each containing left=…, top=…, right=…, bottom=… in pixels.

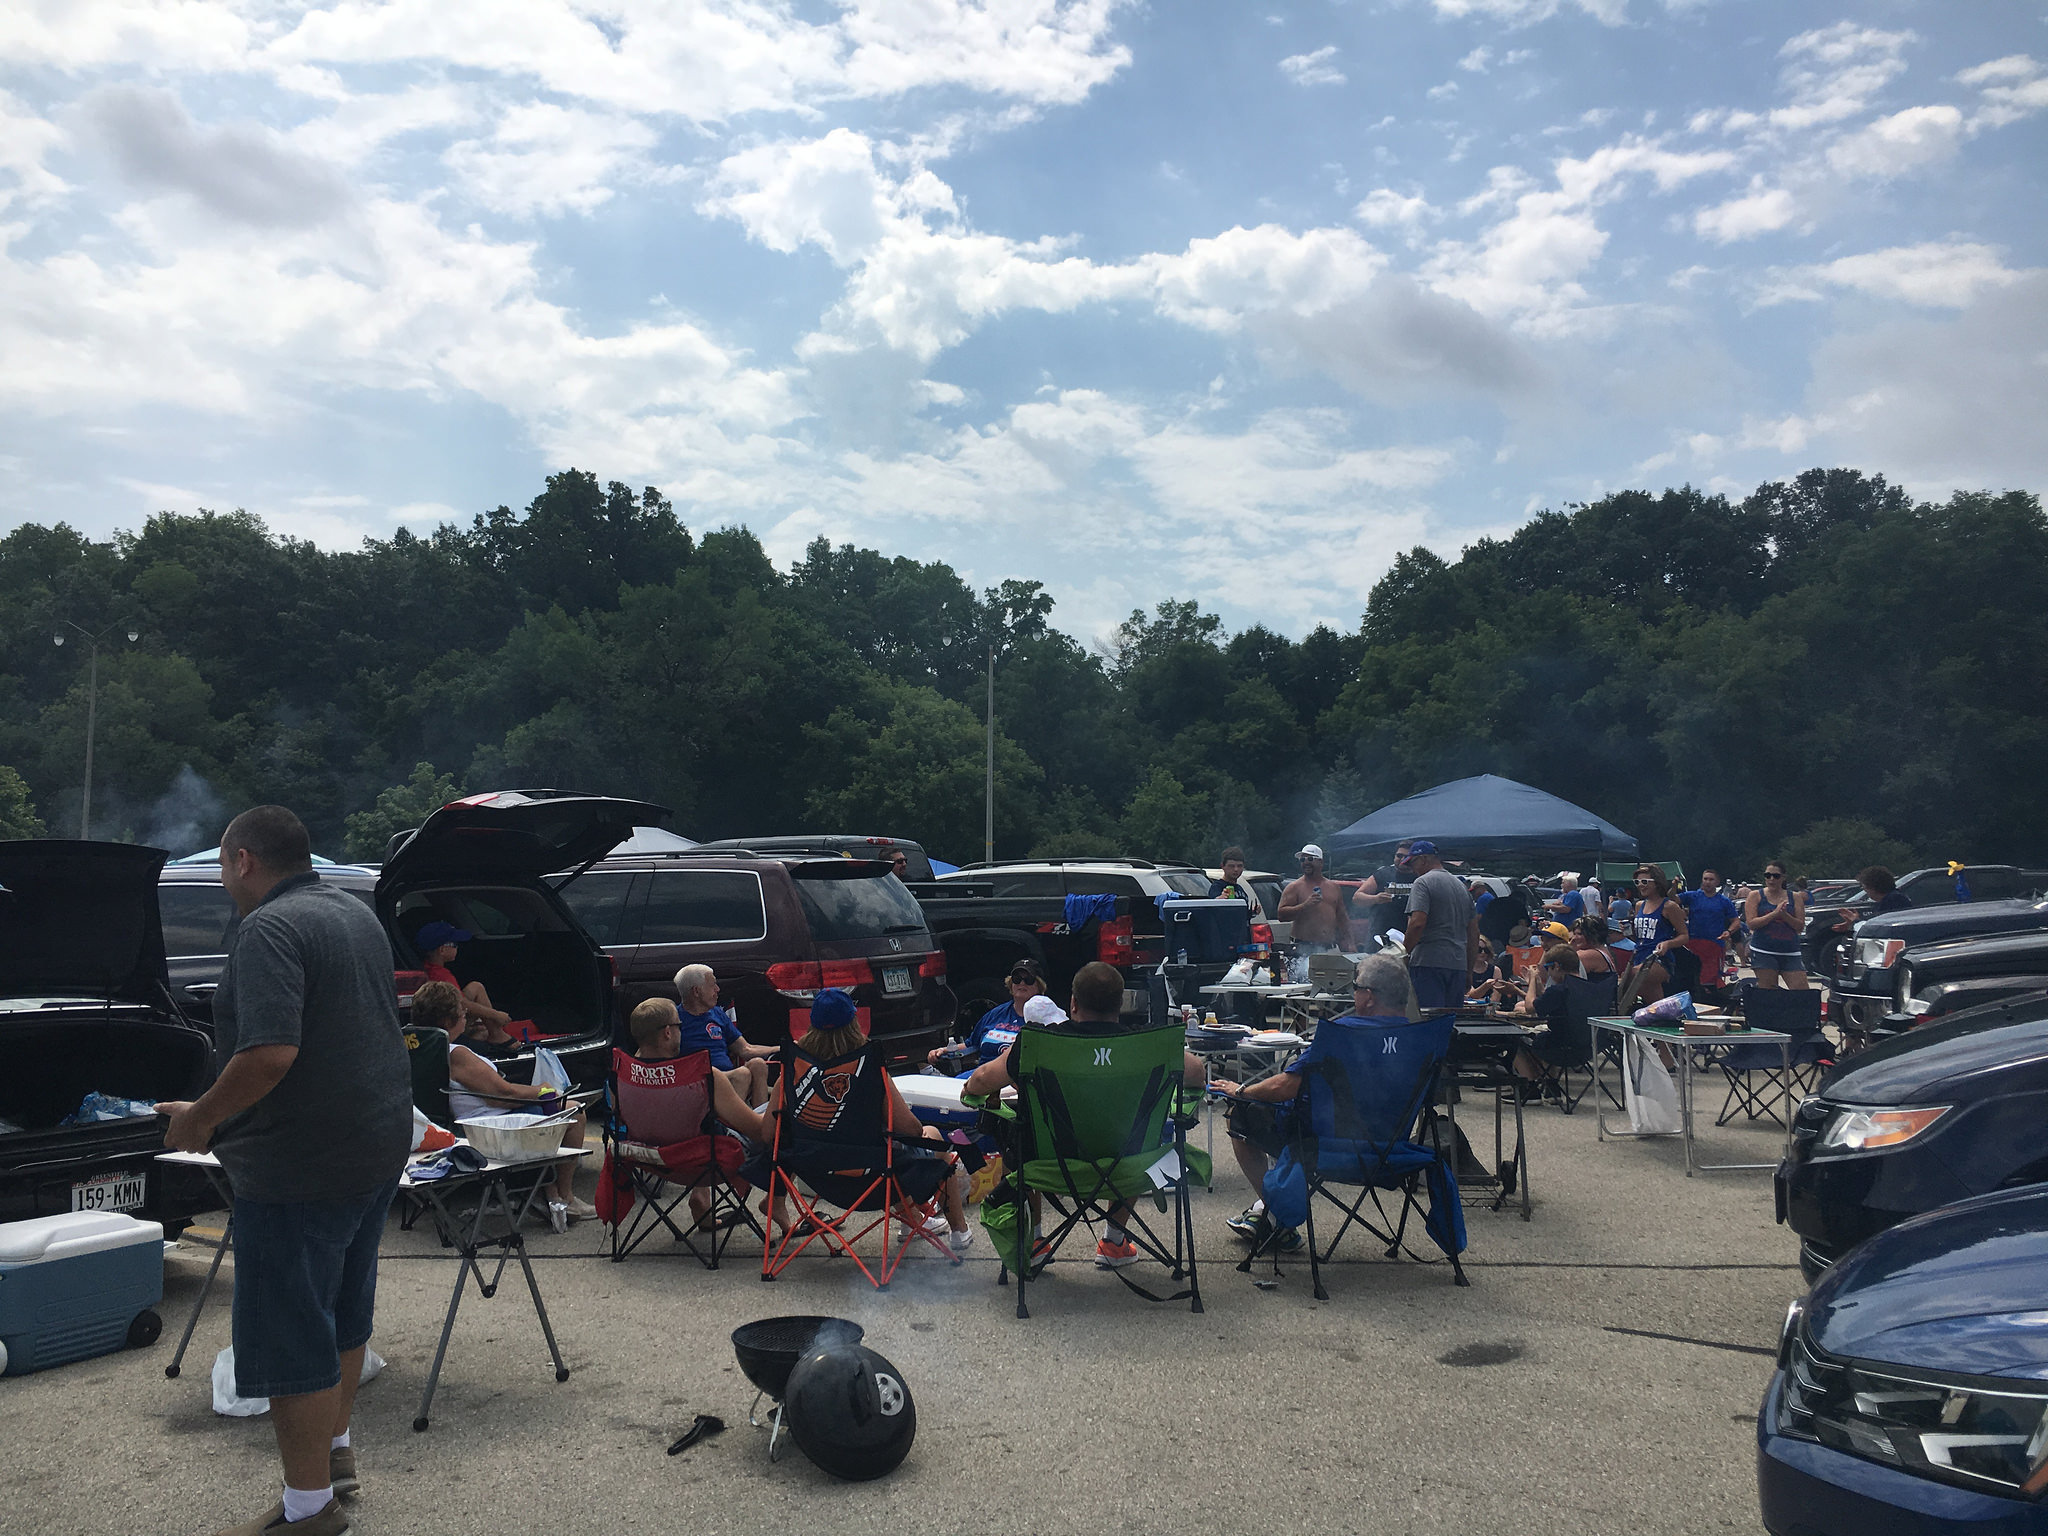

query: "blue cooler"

left=1161, top=898, right=1253, bottom=963
left=892, top=1074, right=979, bottom=1132
left=0, top=1211, right=165, bottom=1376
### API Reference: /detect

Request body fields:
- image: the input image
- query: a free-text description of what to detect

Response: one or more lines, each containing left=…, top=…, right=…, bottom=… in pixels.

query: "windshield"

left=1159, top=870, right=1210, bottom=897
left=791, top=868, right=929, bottom=942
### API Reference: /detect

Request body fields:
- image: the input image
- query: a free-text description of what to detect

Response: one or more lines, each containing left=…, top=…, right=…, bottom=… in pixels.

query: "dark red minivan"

left=554, top=851, right=955, bottom=1067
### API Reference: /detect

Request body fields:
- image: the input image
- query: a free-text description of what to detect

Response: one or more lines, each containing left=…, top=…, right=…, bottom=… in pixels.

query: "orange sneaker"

left=1094, top=1237, right=1139, bottom=1269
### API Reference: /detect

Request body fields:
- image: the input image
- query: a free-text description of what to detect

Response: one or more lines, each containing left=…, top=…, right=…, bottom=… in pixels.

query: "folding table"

left=401, top=1147, right=578, bottom=1431
left=1591, top=1018, right=1793, bottom=1175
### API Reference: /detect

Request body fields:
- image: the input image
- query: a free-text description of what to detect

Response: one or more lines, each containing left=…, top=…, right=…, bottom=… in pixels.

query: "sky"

left=1, top=1, right=2044, bottom=642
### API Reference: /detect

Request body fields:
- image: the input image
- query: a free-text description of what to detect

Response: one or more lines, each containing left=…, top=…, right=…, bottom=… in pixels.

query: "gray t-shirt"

left=1405, top=867, right=1475, bottom=972
left=210, top=872, right=413, bottom=1203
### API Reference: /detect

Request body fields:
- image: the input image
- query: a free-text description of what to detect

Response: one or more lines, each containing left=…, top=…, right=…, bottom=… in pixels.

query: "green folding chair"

left=980, top=1021, right=1204, bottom=1320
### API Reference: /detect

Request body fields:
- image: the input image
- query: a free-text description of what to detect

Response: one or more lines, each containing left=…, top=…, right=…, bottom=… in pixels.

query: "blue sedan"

left=1759, top=1183, right=2048, bottom=1532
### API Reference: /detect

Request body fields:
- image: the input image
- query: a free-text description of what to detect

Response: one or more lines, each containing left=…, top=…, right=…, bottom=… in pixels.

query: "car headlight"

left=1815, top=1104, right=1950, bottom=1152
left=1855, top=937, right=1907, bottom=974
left=1779, top=1333, right=2048, bottom=1499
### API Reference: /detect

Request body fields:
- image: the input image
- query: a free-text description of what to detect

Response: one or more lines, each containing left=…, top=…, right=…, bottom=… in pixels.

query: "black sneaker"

left=1225, top=1205, right=1264, bottom=1239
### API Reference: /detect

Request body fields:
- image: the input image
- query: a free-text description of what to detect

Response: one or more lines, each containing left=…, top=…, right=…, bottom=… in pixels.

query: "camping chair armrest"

left=961, top=1092, right=1014, bottom=1121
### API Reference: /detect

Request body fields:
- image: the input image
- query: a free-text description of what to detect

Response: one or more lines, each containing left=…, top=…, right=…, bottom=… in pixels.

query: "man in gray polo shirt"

left=158, top=805, right=411, bottom=1536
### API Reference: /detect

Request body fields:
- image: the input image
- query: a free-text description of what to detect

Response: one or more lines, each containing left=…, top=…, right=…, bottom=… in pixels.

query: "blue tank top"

left=1631, top=901, right=1675, bottom=949
left=1752, top=894, right=1799, bottom=946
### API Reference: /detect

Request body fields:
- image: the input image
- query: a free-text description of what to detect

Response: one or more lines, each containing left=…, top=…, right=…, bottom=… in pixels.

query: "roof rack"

left=952, top=856, right=1199, bottom=872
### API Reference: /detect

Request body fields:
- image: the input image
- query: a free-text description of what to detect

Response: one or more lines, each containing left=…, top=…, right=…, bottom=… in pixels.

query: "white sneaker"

left=560, top=1195, right=598, bottom=1222
left=948, top=1226, right=975, bottom=1255
left=900, top=1213, right=949, bottom=1245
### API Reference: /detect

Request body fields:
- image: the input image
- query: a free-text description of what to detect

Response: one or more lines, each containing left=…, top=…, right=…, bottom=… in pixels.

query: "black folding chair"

left=1546, top=972, right=1617, bottom=1116
left=1716, top=987, right=1830, bottom=1127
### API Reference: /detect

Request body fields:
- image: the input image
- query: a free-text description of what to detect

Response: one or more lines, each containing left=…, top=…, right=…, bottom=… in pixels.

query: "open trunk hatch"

left=0, top=842, right=170, bottom=1005
left=379, top=791, right=668, bottom=888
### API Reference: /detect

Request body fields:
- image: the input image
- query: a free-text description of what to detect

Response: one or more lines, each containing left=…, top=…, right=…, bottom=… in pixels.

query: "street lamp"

left=52, top=620, right=139, bottom=839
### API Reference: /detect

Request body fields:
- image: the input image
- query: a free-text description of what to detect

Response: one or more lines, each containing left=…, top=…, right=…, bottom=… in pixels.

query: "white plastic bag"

left=212, top=1346, right=385, bottom=1417
left=531, top=1045, right=571, bottom=1095
left=1621, top=1036, right=1683, bottom=1135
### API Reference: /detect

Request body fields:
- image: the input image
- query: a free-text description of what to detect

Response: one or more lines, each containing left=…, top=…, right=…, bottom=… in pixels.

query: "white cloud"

left=1427, top=0, right=1627, bottom=24
left=1763, top=242, right=2030, bottom=310
left=1279, top=46, right=1345, bottom=88
left=1459, top=47, right=1492, bottom=73
left=1805, top=273, right=2048, bottom=492
left=1426, top=136, right=1736, bottom=326
left=0, top=91, right=68, bottom=216
left=1693, top=181, right=1797, bottom=244
left=1825, top=104, right=1963, bottom=179
left=1354, top=188, right=1439, bottom=240
left=1959, top=54, right=2048, bottom=130
left=1427, top=81, right=1460, bottom=102
left=1955, top=55, right=2039, bottom=88
left=444, top=103, right=657, bottom=218
left=1772, top=22, right=1914, bottom=131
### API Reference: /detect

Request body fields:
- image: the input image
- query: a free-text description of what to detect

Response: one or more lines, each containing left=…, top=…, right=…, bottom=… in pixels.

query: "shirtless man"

left=1277, top=843, right=1352, bottom=979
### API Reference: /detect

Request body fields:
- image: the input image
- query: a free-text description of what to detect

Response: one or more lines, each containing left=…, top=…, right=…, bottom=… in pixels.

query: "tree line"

left=1, top=466, right=2042, bottom=878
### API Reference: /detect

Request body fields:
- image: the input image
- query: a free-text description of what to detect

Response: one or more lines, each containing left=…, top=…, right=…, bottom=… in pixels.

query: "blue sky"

left=2, top=0, right=2043, bottom=640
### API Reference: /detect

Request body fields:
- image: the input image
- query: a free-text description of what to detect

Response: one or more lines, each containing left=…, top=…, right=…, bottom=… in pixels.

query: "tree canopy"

left=2, top=465, right=2041, bottom=878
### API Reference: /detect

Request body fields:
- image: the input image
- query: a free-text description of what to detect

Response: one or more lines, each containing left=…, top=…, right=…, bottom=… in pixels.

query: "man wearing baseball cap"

left=1399, top=840, right=1480, bottom=1011
left=1277, top=843, right=1352, bottom=980
left=415, top=919, right=515, bottom=1046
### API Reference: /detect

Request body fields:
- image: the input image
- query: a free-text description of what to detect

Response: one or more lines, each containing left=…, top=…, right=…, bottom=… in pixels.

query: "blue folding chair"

left=1715, top=987, right=1831, bottom=1127
left=1241, top=1013, right=1469, bottom=1299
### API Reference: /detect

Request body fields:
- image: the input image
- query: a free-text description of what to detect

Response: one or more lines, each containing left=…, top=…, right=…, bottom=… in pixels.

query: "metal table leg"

left=164, top=1208, right=231, bottom=1380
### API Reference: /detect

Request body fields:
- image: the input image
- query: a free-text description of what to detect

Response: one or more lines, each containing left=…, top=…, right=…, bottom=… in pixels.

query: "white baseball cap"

left=1296, top=843, right=1325, bottom=861
left=1021, top=995, right=1068, bottom=1026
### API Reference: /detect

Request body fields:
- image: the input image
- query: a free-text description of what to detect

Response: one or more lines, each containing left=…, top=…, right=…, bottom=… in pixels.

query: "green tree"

left=343, top=762, right=466, bottom=862
left=1779, top=818, right=1915, bottom=879
left=1120, top=767, right=1212, bottom=865
left=0, top=765, right=44, bottom=839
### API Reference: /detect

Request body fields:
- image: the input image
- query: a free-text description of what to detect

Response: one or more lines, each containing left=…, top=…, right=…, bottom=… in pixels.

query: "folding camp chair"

left=759, top=1040, right=961, bottom=1289
left=600, top=1048, right=760, bottom=1268
left=996, top=1021, right=1202, bottom=1320
left=1546, top=972, right=1618, bottom=1116
left=1243, top=1013, right=1468, bottom=1299
left=1715, top=988, right=1831, bottom=1128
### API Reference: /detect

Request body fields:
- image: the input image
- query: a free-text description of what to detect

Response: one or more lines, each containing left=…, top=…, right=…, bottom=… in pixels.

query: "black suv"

left=0, top=841, right=221, bottom=1230
left=1800, top=864, right=2048, bottom=982
left=1775, top=991, right=2048, bottom=1283
left=1820, top=895, right=2048, bottom=1035
left=159, top=859, right=378, bottom=1022
left=549, top=850, right=953, bottom=1068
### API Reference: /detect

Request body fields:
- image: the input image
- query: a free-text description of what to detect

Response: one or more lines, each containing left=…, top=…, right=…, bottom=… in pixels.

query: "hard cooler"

left=0, top=1211, right=164, bottom=1376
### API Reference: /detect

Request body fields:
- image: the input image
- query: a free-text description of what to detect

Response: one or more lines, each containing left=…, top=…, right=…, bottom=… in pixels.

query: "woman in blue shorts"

left=1743, top=861, right=1808, bottom=990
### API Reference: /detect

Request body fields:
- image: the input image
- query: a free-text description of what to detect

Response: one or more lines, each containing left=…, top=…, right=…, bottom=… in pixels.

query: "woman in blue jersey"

left=927, top=958, right=1048, bottom=1074
left=1625, top=864, right=1691, bottom=1005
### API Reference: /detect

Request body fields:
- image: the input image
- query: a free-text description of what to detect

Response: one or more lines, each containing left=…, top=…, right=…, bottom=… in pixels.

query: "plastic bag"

left=1632, top=991, right=1696, bottom=1026
left=531, top=1046, right=571, bottom=1095
left=58, top=1092, right=159, bottom=1126
left=212, top=1346, right=385, bottom=1417
left=1621, top=1036, right=1683, bottom=1135
left=411, top=1106, right=455, bottom=1153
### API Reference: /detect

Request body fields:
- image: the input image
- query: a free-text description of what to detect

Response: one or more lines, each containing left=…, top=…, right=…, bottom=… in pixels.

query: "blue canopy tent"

left=1324, top=774, right=1638, bottom=871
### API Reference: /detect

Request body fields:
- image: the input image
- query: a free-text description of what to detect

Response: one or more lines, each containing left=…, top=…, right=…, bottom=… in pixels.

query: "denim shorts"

left=1410, top=965, right=1467, bottom=1011
left=1750, top=946, right=1805, bottom=973
left=232, top=1176, right=400, bottom=1399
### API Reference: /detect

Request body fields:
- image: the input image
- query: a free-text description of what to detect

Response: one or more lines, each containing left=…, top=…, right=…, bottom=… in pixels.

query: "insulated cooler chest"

left=0, top=1210, right=164, bottom=1375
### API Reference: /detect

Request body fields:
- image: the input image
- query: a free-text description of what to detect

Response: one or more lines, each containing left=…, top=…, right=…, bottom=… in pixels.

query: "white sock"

left=1250, top=1199, right=1265, bottom=1214
left=281, top=1484, right=333, bottom=1523
left=330, top=1430, right=350, bottom=1451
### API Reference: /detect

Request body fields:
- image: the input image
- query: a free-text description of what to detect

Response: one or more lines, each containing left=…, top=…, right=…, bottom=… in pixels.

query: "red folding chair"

left=599, top=1048, right=759, bottom=1268
left=760, top=1040, right=960, bottom=1290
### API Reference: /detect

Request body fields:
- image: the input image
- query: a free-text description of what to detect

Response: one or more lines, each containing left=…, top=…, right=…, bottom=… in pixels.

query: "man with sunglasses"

left=929, top=958, right=1048, bottom=1073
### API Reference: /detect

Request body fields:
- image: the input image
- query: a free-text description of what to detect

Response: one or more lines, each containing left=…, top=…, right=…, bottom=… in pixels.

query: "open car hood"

left=0, top=840, right=169, bottom=1003
left=377, top=791, right=669, bottom=890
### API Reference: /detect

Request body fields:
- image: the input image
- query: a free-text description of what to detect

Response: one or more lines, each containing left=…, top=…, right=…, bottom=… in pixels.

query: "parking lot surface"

left=0, top=1109, right=1800, bottom=1536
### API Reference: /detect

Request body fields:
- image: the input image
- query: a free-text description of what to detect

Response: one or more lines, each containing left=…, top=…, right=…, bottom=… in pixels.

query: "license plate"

left=881, top=966, right=912, bottom=996
left=71, top=1171, right=147, bottom=1213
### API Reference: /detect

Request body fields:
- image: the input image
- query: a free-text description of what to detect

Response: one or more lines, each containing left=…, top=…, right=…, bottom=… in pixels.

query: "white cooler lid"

left=0, top=1209, right=164, bottom=1264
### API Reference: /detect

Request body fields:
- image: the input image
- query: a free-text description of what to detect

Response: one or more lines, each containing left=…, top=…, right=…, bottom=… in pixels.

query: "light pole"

left=53, top=619, right=138, bottom=838
left=984, top=646, right=995, bottom=863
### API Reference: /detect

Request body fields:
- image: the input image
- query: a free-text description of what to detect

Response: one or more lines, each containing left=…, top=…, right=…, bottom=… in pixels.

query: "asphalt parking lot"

left=0, top=1106, right=1801, bottom=1536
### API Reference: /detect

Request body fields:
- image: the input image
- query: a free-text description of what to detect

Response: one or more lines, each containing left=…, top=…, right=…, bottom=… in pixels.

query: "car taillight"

left=1250, top=922, right=1272, bottom=949
left=767, top=961, right=822, bottom=996
left=820, top=958, right=872, bottom=988
left=1097, top=915, right=1134, bottom=965
left=918, top=952, right=947, bottom=979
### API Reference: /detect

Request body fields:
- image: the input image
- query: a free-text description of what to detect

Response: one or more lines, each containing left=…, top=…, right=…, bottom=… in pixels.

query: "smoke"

left=140, top=765, right=226, bottom=856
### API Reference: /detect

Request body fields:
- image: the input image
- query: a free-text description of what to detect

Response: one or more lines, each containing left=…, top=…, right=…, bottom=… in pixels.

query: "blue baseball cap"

left=809, top=988, right=859, bottom=1033
left=1399, top=840, right=1439, bottom=865
left=415, top=920, right=472, bottom=950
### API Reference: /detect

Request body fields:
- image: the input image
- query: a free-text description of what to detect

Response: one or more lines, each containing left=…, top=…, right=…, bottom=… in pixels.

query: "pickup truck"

left=1885, top=929, right=2048, bottom=1028
left=1800, top=863, right=2048, bottom=978
left=921, top=857, right=1262, bottom=1027
left=1822, top=895, right=2048, bottom=1034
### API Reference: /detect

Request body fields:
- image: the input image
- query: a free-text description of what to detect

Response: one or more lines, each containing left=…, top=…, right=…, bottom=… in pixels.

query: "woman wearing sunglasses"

left=1742, top=862, right=1808, bottom=990
left=1624, top=865, right=1691, bottom=1005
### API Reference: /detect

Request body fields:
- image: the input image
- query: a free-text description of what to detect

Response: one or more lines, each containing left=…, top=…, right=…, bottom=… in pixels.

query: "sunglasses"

left=1765, top=870, right=1785, bottom=879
